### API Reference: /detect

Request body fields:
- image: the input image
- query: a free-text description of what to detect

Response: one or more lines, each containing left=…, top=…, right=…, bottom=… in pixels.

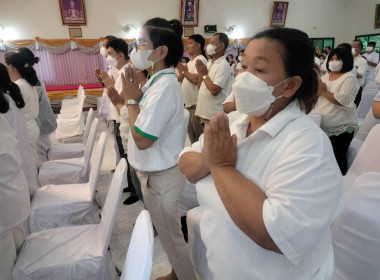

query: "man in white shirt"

left=351, top=40, right=368, bottom=106
left=177, top=34, right=208, bottom=143
left=195, top=33, right=232, bottom=125
left=103, top=38, right=141, bottom=205
left=363, top=41, right=379, bottom=85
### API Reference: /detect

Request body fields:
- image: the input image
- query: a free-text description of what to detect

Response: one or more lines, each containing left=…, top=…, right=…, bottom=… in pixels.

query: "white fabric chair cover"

left=55, top=86, right=85, bottom=140
left=38, top=118, right=99, bottom=186
left=47, top=108, right=94, bottom=160
left=307, top=109, right=321, bottom=126
left=357, top=85, right=379, bottom=120
left=344, top=124, right=380, bottom=196
left=29, top=132, right=107, bottom=233
left=13, top=159, right=127, bottom=280
left=121, top=210, right=154, bottom=280
left=187, top=207, right=213, bottom=280
left=332, top=172, right=380, bottom=280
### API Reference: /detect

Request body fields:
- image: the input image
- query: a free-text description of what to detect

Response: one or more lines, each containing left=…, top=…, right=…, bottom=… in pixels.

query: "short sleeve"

left=212, top=63, right=231, bottom=89
left=357, top=59, right=368, bottom=76
left=224, top=92, right=234, bottom=104
left=179, top=134, right=204, bottom=158
left=134, top=83, right=175, bottom=140
left=262, top=130, right=343, bottom=265
left=375, top=91, right=380, bottom=102
left=334, top=76, right=359, bottom=107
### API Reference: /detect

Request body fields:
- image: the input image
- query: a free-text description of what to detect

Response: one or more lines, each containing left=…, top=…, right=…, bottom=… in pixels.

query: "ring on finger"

left=129, top=78, right=134, bottom=82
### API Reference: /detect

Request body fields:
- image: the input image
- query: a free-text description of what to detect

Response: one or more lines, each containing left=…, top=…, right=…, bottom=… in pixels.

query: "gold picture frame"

left=69, top=27, right=82, bottom=37
left=59, top=0, right=87, bottom=25
left=270, top=1, right=289, bottom=27
left=180, top=0, right=199, bottom=27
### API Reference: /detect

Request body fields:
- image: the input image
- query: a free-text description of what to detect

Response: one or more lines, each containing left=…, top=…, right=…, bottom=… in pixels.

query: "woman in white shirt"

left=179, top=28, right=343, bottom=280
left=0, top=63, right=36, bottom=197
left=108, top=22, right=196, bottom=280
left=4, top=52, right=40, bottom=168
left=316, top=47, right=359, bottom=174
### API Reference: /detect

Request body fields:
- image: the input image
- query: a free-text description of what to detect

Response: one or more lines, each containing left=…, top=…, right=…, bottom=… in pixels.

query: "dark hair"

left=182, top=57, right=190, bottom=63
left=326, top=47, right=354, bottom=73
left=368, top=41, right=376, bottom=47
left=104, top=35, right=117, bottom=43
left=4, top=52, right=39, bottom=86
left=322, top=50, right=328, bottom=55
left=17, top=48, right=40, bottom=66
left=143, top=18, right=183, bottom=37
left=252, top=28, right=318, bottom=113
left=214, top=33, right=229, bottom=51
left=337, top=43, right=352, bottom=51
left=352, top=40, right=363, bottom=50
left=188, top=34, right=206, bottom=58
left=106, top=38, right=130, bottom=60
left=0, top=63, right=25, bottom=113
left=146, top=26, right=184, bottom=68
left=325, top=46, right=332, bottom=50
left=318, top=54, right=326, bottom=60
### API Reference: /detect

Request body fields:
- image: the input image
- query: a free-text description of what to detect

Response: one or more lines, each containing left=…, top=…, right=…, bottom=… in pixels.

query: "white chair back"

left=98, top=158, right=127, bottom=255
left=345, top=124, right=380, bottom=195
left=121, top=210, right=154, bottom=280
left=88, top=132, right=107, bottom=201
left=332, top=172, right=380, bottom=280
left=183, top=109, right=190, bottom=147
left=83, top=118, right=99, bottom=173
left=83, top=108, right=94, bottom=144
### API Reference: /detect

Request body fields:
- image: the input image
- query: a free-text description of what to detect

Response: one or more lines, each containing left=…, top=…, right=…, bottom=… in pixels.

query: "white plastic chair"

left=38, top=118, right=99, bottom=186
left=56, top=86, right=86, bottom=140
left=332, top=172, right=380, bottom=280
left=344, top=124, right=380, bottom=196
left=47, top=108, right=94, bottom=161
left=121, top=210, right=154, bottom=280
left=13, top=159, right=127, bottom=280
left=29, top=132, right=107, bottom=233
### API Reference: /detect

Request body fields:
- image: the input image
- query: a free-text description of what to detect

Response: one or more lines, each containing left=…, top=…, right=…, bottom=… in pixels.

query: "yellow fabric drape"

left=47, top=89, right=103, bottom=100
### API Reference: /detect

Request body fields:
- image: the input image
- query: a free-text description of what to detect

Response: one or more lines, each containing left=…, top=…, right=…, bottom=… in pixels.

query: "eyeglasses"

left=131, top=39, right=153, bottom=51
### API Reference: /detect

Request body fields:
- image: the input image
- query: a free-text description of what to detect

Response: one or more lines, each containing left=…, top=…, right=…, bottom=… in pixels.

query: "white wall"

left=0, top=0, right=374, bottom=46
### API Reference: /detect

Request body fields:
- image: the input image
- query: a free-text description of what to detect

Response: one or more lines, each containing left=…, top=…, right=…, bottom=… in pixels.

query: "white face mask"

left=130, top=48, right=153, bottom=70
left=206, top=43, right=221, bottom=56
left=106, top=54, right=119, bottom=68
left=232, top=72, right=288, bottom=117
left=100, top=47, right=107, bottom=57
left=367, top=46, right=374, bottom=52
left=238, top=55, right=243, bottom=62
left=351, top=48, right=357, bottom=56
left=329, top=60, right=343, bottom=72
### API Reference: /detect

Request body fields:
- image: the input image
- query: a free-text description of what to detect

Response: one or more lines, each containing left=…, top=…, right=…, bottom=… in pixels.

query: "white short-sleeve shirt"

left=363, top=51, right=379, bottom=83
left=316, top=72, right=360, bottom=136
left=354, top=55, right=368, bottom=86
left=128, top=68, right=185, bottom=172
left=195, top=56, right=232, bottom=119
left=0, top=115, right=30, bottom=234
left=182, top=55, right=208, bottom=108
left=109, top=63, right=129, bottom=123
left=180, top=102, right=344, bottom=280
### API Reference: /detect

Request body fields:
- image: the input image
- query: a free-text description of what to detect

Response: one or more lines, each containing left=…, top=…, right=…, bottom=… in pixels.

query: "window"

left=355, top=33, right=380, bottom=51
left=310, top=37, right=335, bottom=52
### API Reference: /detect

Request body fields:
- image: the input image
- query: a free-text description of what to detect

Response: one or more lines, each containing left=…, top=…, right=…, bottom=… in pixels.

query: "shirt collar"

left=117, top=63, right=129, bottom=75
left=231, top=101, right=301, bottom=142
left=211, top=56, right=226, bottom=64
left=142, top=68, right=175, bottom=90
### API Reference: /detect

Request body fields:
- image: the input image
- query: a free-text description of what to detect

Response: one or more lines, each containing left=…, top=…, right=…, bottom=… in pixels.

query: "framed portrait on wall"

left=270, top=1, right=289, bottom=27
left=375, top=4, right=380, bottom=28
left=59, top=0, right=86, bottom=25
left=180, top=0, right=199, bottom=27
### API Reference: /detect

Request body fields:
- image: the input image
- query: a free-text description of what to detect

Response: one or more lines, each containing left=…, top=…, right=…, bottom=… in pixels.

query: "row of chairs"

left=12, top=94, right=155, bottom=279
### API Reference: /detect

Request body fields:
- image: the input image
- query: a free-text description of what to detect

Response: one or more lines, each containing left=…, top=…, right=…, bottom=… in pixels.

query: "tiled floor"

left=85, top=114, right=173, bottom=279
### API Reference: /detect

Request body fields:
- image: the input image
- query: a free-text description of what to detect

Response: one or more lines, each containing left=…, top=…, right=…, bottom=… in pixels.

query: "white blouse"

left=316, top=72, right=359, bottom=136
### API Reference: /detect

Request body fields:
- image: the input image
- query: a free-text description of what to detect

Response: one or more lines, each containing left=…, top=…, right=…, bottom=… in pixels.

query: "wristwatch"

left=126, top=99, right=139, bottom=106
left=202, top=75, right=208, bottom=80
